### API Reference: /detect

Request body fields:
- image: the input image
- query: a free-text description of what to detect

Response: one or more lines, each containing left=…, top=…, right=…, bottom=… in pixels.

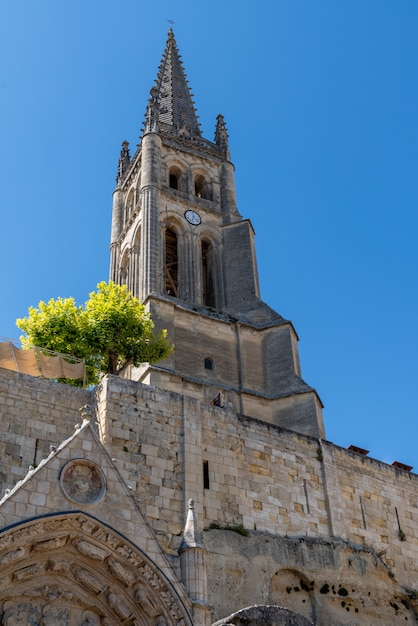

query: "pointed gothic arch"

left=165, top=157, right=188, bottom=194
left=192, top=167, right=213, bottom=201
left=165, top=227, right=179, bottom=297
left=119, top=248, right=130, bottom=287
left=124, top=189, right=135, bottom=227
left=201, top=238, right=216, bottom=307
left=0, top=512, right=193, bottom=626
left=131, top=225, right=141, bottom=298
left=168, top=165, right=183, bottom=191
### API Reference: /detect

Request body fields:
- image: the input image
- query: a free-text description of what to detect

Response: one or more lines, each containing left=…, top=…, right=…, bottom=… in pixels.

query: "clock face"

left=184, top=210, right=201, bottom=225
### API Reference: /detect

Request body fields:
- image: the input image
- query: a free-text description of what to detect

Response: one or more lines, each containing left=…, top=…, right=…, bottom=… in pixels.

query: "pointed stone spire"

left=215, top=114, right=230, bottom=159
left=180, top=498, right=205, bottom=550
left=179, top=500, right=210, bottom=626
left=116, top=140, right=130, bottom=184
left=150, top=28, right=201, bottom=138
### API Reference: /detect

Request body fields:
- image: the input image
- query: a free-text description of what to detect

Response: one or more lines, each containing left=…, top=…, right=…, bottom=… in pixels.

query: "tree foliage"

left=16, top=281, right=173, bottom=386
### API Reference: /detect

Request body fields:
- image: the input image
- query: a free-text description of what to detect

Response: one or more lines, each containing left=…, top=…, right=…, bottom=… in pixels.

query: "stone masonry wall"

left=0, top=368, right=92, bottom=495
left=0, top=369, right=417, bottom=594
left=96, top=375, right=418, bottom=591
left=332, top=444, right=418, bottom=581
left=95, top=375, right=187, bottom=551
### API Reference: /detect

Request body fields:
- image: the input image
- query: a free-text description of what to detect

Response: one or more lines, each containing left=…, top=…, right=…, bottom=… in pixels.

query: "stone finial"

left=179, top=499, right=205, bottom=551
left=79, top=404, right=93, bottom=422
left=179, top=499, right=209, bottom=615
left=116, top=140, right=131, bottom=184
left=215, top=114, right=230, bottom=159
left=144, top=87, right=160, bottom=135
left=167, top=23, right=175, bottom=39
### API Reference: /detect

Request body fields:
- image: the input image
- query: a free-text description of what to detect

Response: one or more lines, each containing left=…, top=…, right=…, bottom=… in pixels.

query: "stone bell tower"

left=109, top=28, right=324, bottom=438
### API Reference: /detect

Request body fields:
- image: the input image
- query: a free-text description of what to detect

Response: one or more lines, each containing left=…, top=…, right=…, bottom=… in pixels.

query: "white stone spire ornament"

left=180, top=499, right=205, bottom=549
left=179, top=499, right=211, bottom=626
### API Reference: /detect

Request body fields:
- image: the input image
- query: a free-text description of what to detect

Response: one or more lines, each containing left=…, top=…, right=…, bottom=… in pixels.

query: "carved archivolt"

left=0, top=512, right=192, bottom=626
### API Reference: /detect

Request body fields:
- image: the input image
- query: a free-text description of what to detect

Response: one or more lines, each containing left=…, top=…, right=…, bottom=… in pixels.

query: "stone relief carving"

left=13, top=562, right=42, bottom=582
left=1, top=602, right=106, bottom=626
left=44, top=558, right=69, bottom=573
left=81, top=608, right=101, bottom=625
left=0, top=513, right=192, bottom=626
left=1, top=601, right=42, bottom=625
left=89, top=526, right=120, bottom=551
left=1, top=601, right=17, bottom=626
left=33, top=535, right=68, bottom=552
left=21, top=583, right=74, bottom=602
left=134, top=584, right=162, bottom=618
left=73, top=567, right=107, bottom=594
left=74, top=540, right=109, bottom=561
left=140, top=562, right=165, bottom=590
left=107, top=557, right=136, bottom=586
left=41, top=603, right=69, bottom=625
left=116, top=543, right=145, bottom=568
left=107, top=592, right=131, bottom=620
left=0, top=548, right=24, bottom=567
left=60, top=460, right=106, bottom=505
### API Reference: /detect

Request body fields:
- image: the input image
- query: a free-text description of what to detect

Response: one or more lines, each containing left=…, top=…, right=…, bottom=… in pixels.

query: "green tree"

left=16, top=281, right=173, bottom=386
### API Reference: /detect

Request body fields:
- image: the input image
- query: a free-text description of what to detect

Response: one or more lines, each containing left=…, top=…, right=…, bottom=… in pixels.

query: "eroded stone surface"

left=212, top=605, right=313, bottom=626
left=0, top=511, right=193, bottom=625
left=205, top=530, right=418, bottom=625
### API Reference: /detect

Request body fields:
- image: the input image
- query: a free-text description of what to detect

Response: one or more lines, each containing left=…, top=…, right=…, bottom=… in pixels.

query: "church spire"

left=148, top=28, right=201, bottom=138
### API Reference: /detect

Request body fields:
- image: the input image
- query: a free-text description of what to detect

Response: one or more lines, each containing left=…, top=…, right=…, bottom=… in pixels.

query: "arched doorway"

left=0, top=512, right=192, bottom=626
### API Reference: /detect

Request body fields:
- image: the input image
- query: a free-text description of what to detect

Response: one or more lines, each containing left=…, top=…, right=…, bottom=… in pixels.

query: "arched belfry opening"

left=194, top=174, right=212, bottom=200
left=202, top=239, right=216, bottom=307
left=165, top=227, right=179, bottom=297
left=169, top=172, right=179, bottom=189
left=169, top=166, right=182, bottom=191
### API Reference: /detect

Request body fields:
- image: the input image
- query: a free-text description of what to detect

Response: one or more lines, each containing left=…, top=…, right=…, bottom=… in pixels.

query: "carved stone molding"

left=0, top=512, right=192, bottom=626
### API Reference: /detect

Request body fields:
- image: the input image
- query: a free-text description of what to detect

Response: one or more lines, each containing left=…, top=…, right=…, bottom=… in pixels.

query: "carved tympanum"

left=0, top=512, right=192, bottom=625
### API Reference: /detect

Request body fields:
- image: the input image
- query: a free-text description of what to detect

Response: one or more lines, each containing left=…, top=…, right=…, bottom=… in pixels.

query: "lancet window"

left=202, top=239, right=216, bottom=307
left=119, top=250, right=129, bottom=287
left=165, top=228, right=179, bottom=297
left=194, top=174, right=212, bottom=201
left=169, top=166, right=182, bottom=191
left=124, top=190, right=135, bottom=226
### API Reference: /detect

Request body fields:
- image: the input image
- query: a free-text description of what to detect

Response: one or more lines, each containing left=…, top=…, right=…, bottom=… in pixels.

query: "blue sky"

left=1, top=1, right=418, bottom=469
